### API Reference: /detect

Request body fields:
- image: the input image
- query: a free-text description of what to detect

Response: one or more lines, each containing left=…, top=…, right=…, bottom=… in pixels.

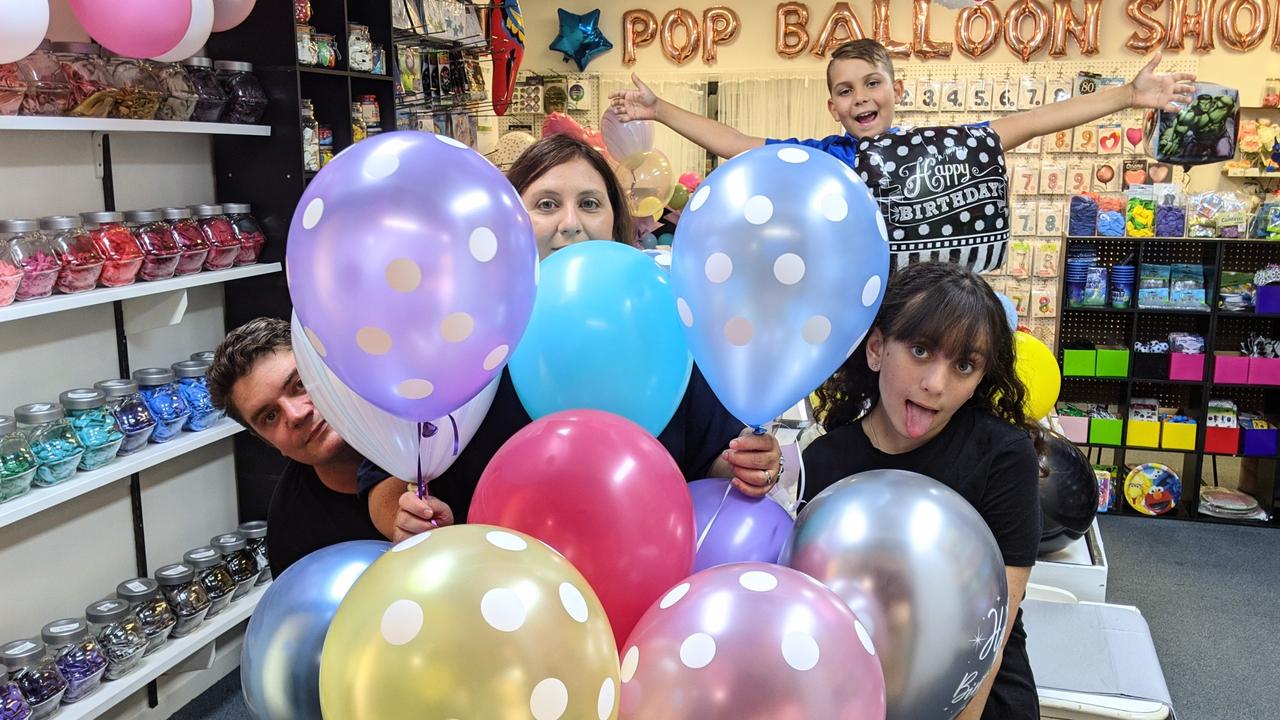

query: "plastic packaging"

left=1125, top=185, right=1155, bottom=238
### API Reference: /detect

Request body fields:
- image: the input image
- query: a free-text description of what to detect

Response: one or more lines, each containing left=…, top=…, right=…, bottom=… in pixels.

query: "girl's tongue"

left=905, top=400, right=937, bottom=439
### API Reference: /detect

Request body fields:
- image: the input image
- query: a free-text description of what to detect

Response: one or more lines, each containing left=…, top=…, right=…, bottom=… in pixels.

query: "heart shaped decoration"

left=1100, top=130, right=1121, bottom=152
left=1126, top=127, right=1144, bottom=148
left=1124, top=168, right=1148, bottom=186
left=1148, top=164, right=1171, bottom=183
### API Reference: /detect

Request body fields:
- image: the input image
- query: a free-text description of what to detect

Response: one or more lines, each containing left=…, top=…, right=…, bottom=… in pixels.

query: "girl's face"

left=520, top=157, right=617, bottom=260
left=866, top=328, right=987, bottom=446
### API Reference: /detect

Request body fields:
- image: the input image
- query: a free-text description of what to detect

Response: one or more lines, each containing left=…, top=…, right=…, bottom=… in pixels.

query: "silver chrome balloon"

left=781, top=470, right=1009, bottom=720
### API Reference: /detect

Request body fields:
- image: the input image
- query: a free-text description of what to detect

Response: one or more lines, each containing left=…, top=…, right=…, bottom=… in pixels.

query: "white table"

left=1030, top=520, right=1109, bottom=602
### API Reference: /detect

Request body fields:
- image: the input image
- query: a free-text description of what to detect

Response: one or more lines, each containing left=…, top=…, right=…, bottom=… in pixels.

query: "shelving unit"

left=1057, top=234, right=1280, bottom=527
left=0, top=117, right=271, bottom=136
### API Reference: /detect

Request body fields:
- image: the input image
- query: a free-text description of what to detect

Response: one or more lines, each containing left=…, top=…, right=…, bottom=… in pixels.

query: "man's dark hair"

left=826, top=38, right=895, bottom=92
left=207, top=317, right=292, bottom=426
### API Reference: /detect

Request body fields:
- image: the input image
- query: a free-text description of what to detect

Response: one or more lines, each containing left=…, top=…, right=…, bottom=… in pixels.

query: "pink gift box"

left=1169, top=353, right=1205, bottom=381
left=1248, top=357, right=1280, bottom=386
left=1214, top=353, right=1250, bottom=384
left=1057, top=415, right=1089, bottom=443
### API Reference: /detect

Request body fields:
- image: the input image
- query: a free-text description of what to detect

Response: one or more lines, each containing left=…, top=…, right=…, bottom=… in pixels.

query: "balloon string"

left=416, top=421, right=438, bottom=501
left=448, top=413, right=459, bottom=455
left=696, top=481, right=733, bottom=552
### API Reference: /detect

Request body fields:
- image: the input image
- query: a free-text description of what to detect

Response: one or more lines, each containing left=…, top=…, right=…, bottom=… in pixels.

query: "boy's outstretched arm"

left=990, top=52, right=1197, bottom=151
left=609, top=73, right=764, bottom=160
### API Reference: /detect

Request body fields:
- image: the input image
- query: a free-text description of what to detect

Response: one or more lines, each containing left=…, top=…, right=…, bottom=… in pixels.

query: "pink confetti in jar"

left=81, top=212, right=143, bottom=287
left=41, top=215, right=104, bottom=294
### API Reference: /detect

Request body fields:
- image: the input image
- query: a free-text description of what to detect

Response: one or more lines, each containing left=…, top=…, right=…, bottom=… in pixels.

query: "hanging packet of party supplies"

left=1170, top=264, right=1207, bottom=309
left=1138, top=263, right=1171, bottom=308
left=1144, top=82, right=1239, bottom=168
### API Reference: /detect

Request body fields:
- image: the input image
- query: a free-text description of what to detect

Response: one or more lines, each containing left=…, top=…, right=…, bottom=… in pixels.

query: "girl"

left=804, top=261, right=1043, bottom=720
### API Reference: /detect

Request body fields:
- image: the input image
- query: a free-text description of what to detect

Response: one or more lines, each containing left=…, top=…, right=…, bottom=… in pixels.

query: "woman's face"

left=520, top=157, right=617, bottom=260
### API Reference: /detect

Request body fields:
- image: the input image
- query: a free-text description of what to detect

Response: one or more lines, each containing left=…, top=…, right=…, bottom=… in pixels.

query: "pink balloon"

left=620, top=563, right=887, bottom=719
left=70, top=0, right=192, bottom=58
left=211, top=0, right=255, bottom=32
left=677, top=171, right=702, bottom=191
left=541, top=111, right=586, bottom=142
left=602, top=107, right=655, bottom=161
left=469, top=409, right=695, bottom=649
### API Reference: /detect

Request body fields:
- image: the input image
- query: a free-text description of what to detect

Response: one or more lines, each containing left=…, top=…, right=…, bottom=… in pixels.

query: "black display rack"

left=1057, top=235, right=1280, bottom=527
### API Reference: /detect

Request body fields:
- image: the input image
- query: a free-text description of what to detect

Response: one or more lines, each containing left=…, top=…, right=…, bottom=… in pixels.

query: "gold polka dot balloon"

left=319, top=525, right=621, bottom=720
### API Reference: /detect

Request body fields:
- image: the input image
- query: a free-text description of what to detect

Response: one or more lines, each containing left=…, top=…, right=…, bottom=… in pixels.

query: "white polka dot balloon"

left=618, top=563, right=886, bottom=718
left=670, top=143, right=889, bottom=428
left=287, top=130, right=537, bottom=422
left=318, top=525, right=620, bottom=720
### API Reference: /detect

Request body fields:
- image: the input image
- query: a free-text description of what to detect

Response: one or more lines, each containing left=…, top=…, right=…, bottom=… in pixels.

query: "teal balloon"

left=511, top=241, right=692, bottom=435
left=657, top=232, right=675, bottom=247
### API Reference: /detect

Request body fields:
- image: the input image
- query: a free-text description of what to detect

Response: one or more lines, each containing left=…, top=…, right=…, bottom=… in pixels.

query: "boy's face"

left=827, top=58, right=900, bottom=138
left=229, top=349, right=348, bottom=466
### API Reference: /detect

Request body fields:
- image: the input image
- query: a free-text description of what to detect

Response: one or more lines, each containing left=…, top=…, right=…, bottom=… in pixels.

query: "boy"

left=609, top=38, right=1195, bottom=161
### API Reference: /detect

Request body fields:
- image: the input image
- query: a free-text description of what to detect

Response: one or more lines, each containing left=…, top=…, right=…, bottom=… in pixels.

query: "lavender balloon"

left=287, top=131, right=537, bottom=421
left=690, top=479, right=794, bottom=572
left=619, top=563, right=886, bottom=719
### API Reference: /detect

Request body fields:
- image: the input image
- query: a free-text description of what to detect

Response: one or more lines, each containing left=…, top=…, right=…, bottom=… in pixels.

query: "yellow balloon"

left=1014, top=331, right=1060, bottom=421
left=319, top=525, right=620, bottom=719
left=615, top=149, right=675, bottom=218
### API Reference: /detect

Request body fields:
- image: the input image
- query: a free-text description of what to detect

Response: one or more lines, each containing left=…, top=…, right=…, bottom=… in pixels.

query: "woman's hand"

left=609, top=73, right=660, bottom=122
left=718, top=427, right=783, bottom=498
left=1130, top=52, right=1196, bottom=112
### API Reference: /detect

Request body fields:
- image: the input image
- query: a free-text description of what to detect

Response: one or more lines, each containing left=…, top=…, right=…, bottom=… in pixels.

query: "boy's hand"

left=609, top=73, right=659, bottom=122
left=1130, top=52, right=1197, bottom=112
left=393, top=491, right=454, bottom=543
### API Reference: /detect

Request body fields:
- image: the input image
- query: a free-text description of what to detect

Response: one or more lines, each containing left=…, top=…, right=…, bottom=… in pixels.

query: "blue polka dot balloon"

left=670, top=143, right=889, bottom=428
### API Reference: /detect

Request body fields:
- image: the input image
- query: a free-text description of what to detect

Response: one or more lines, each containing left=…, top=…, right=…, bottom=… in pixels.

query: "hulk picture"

left=1157, top=89, right=1238, bottom=163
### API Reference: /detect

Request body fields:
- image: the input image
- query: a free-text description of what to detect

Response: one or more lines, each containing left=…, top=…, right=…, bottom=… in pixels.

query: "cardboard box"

left=1169, top=353, right=1205, bottom=381
left=1088, top=418, right=1123, bottom=446
left=1204, top=426, right=1240, bottom=455
left=1095, top=348, right=1130, bottom=377
left=1063, top=349, right=1097, bottom=377
left=1248, top=357, right=1280, bottom=385
left=1057, top=415, right=1090, bottom=443
left=1161, top=421, right=1197, bottom=450
left=1213, top=352, right=1249, bottom=384
left=1127, top=420, right=1161, bottom=448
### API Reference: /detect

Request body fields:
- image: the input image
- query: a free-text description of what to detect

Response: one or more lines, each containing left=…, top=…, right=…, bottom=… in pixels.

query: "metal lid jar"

left=151, top=62, right=197, bottom=121
left=132, top=368, right=191, bottom=443
left=189, top=204, right=240, bottom=270
left=93, top=379, right=156, bottom=455
left=123, top=209, right=181, bottom=282
left=85, top=599, right=147, bottom=680
left=182, top=547, right=236, bottom=618
left=179, top=57, right=226, bottom=123
left=39, top=215, right=103, bottom=294
left=237, top=520, right=271, bottom=584
left=222, top=203, right=265, bottom=266
left=211, top=533, right=258, bottom=600
left=14, top=42, right=72, bottom=117
left=58, top=388, right=124, bottom=470
left=0, top=639, right=66, bottom=717
left=115, top=578, right=176, bottom=656
left=80, top=211, right=143, bottom=287
left=49, top=41, right=116, bottom=118
left=0, top=219, right=61, bottom=302
left=0, top=61, right=25, bottom=117
left=13, top=403, right=84, bottom=487
left=213, top=60, right=267, bottom=124
left=171, top=359, right=221, bottom=431
left=0, top=661, right=33, bottom=720
left=104, top=55, right=162, bottom=120
left=0, top=416, right=38, bottom=504
left=160, top=207, right=209, bottom=276
left=39, top=618, right=106, bottom=703
left=153, top=563, right=211, bottom=638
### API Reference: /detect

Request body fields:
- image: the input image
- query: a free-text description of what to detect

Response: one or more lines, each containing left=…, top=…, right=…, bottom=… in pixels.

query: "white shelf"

left=0, top=117, right=271, bottom=136
left=0, top=263, right=281, bottom=324
left=0, top=420, right=243, bottom=530
left=58, top=582, right=267, bottom=720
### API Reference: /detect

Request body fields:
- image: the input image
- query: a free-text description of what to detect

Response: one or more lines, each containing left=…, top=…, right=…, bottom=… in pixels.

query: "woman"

left=367, top=134, right=781, bottom=540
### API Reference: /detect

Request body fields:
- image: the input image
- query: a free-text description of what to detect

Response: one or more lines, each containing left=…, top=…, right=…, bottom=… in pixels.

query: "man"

left=207, top=317, right=450, bottom=576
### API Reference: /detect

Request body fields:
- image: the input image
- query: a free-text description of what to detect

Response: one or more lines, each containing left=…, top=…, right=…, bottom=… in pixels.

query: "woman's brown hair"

left=506, top=134, right=635, bottom=245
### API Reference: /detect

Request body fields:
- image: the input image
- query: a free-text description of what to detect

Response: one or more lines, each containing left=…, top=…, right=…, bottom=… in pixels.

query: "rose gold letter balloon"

left=1050, top=0, right=1101, bottom=57
left=623, top=9, right=658, bottom=65
left=956, top=1, right=1002, bottom=59
left=1126, top=0, right=1168, bottom=53
left=810, top=1, right=866, bottom=58
left=777, top=2, right=810, bottom=58
left=912, top=0, right=953, bottom=59
left=702, top=6, right=740, bottom=63
left=1218, top=0, right=1269, bottom=51
left=1004, top=0, right=1051, bottom=62
left=660, top=8, right=700, bottom=65
left=872, top=0, right=911, bottom=57
left=1166, top=0, right=1217, bottom=51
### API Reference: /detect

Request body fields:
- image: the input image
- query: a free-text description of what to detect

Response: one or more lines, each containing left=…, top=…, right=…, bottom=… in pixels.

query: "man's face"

left=827, top=58, right=899, bottom=138
left=229, top=350, right=347, bottom=465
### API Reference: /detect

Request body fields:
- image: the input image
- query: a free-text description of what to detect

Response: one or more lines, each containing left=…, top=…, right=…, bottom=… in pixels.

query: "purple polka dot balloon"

left=287, top=131, right=537, bottom=421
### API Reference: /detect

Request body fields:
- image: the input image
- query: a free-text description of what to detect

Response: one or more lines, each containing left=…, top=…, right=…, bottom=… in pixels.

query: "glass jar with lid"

left=123, top=209, right=181, bottom=281
left=105, top=55, right=162, bottom=120
left=0, top=62, right=25, bottom=117
left=115, top=578, right=176, bottom=656
left=160, top=207, right=209, bottom=276
left=214, top=60, right=267, bottom=124
left=237, top=520, right=271, bottom=584
left=39, top=618, right=106, bottom=703
left=0, top=220, right=61, bottom=302
left=295, top=0, right=312, bottom=23
left=222, top=203, right=265, bottom=265
left=58, top=388, right=124, bottom=470
left=171, top=360, right=221, bottom=430
left=93, top=379, right=156, bottom=455
left=358, top=93, right=380, bottom=127
left=15, top=42, right=72, bottom=116
left=151, top=62, right=198, bottom=121
left=0, top=639, right=66, bottom=718
left=296, top=25, right=318, bottom=66
left=182, top=547, right=236, bottom=618
left=84, top=599, right=146, bottom=681
left=191, top=350, right=215, bottom=364
left=348, top=24, right=374, bottom=72
left=0, top=244, right=19, bottom=307
left=180, top=57, right=226, bottom=123
left=132, top=368, right=191, bottom=443
left=190, top=205, right=241, bottom=270
left=211, top=533, right=259, bottom=600
left=153, top=563, right=211, bottom=638
left=39, top=215, right=104, bottom=294
left=50, top=41, right=116, bottom=118
left=351, top=102, right=367, bottom=142
left=301, top=98, right=320, bottom=172
left=314, top=34, right=340, bottom=69
left=13, top=403, right=85, bottom=487
left=80, top=211, right=144, bottom=287
left=0, top=662, right=33, bottom=720
left=0, top=415, right=38, bottom=504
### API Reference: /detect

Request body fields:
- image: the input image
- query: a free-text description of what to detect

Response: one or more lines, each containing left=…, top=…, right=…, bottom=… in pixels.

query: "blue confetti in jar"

left=0, top=640, right=65, bottom=718
left=94, top=379, right=156, bottom=456
left=39, top=619, right=105, bottom=704
left=13, top=404, right=84, bottom=487
left=85, top=600, right=147, bottom=681
left=132, top=368, right=191, bottom=443
left=0, top=416, right=38, bottom=504
left=171, top=360, right=222, bottom=431
left=0, top=666, right=32, bottom=720
left=115, top=578, right=176, bottom=656
left=59, top=388, right=124, bottom=471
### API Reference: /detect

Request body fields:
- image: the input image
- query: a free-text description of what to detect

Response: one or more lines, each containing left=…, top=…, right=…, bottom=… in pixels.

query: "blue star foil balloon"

left=549, top=8, right=613, bottom=72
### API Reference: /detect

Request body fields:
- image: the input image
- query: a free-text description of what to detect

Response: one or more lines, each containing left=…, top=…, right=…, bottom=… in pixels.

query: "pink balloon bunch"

left=677, top=171, right=702, bottom=191
left=70, top=0, right=191, bottom=58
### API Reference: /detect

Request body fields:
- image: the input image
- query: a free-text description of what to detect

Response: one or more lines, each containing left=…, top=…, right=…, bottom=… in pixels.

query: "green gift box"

left=1062, top=349, right=1097, bottom=377
left=1088, top=418, right=1123, bottom=446
left=1095, top=348, right=1131, bottom=377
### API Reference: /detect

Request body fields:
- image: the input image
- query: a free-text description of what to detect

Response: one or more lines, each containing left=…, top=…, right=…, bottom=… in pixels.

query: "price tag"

left=919, top=79, right=941, bottom=111
left=967, top=78, right=992, bottom=112
left=1018, top=76, right=1044, bottom=109
left=898, top=77, right=917, bottom=110
left=994, top=79, right=1019, bottom=111
left=941, top=80, right=965, bottom=111
left=1066, top=162, right=1091, bottom=194
left=1040, top=162, right=1066, bottom=195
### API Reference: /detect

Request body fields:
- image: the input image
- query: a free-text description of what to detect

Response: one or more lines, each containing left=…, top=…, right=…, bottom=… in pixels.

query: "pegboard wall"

left=499, top=71, right=604, bottom=137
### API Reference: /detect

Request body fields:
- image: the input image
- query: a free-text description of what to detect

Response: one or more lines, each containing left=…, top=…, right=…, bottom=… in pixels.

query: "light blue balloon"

left=671, top=143, right=889, bottom=428
left=241, top=541, right=389, bottom=720
left=995, top=291, right=1019, bottom=331
left=510, top=241, right=692, bottom=435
